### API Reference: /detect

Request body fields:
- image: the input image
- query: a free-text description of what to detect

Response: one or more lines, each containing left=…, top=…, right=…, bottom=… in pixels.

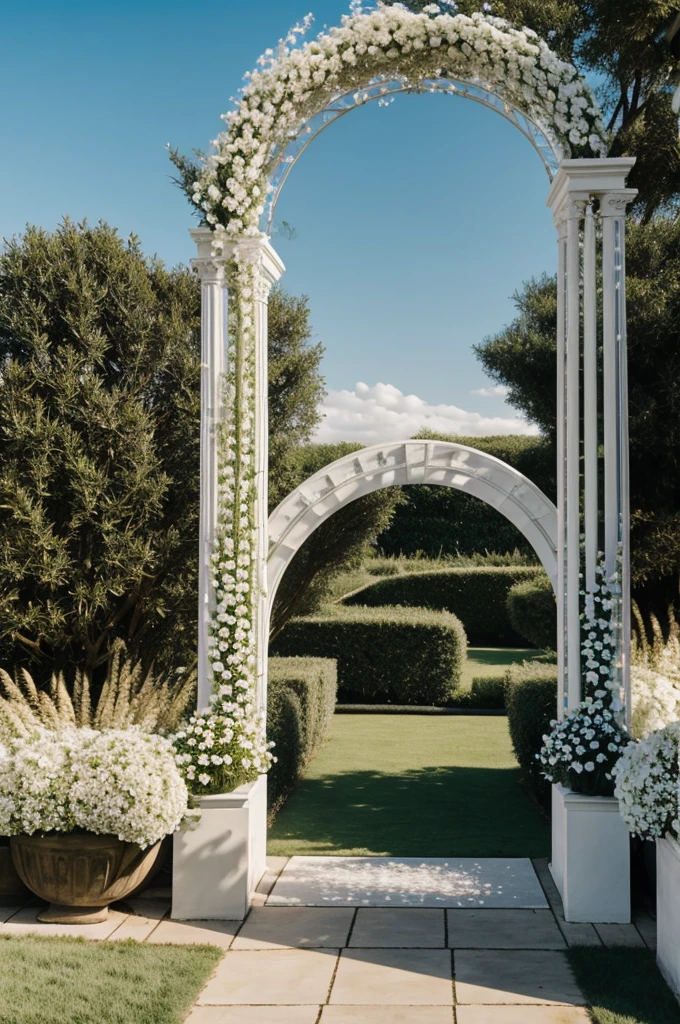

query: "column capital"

left=189, top=227, right=225, bottom=283
left=547, top=157, right=637, bottom=224
left=599, top=189, right=638, bottom=217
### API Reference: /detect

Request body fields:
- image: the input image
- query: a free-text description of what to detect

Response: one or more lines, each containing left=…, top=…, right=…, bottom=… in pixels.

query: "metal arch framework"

left=266, top=439, right=558, bottom=609
left=263, top=76, right=563, bottom=235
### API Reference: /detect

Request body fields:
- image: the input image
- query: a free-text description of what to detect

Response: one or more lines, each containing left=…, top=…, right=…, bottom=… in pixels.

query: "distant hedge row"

left=271, top=603, right=467, bottom=705
left=343, top=566, right=546, bottom=645
left=266, top=657, right=337, bottom=814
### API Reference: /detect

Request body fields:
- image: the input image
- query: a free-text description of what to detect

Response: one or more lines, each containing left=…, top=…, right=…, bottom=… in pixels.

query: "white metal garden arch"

left=188, top=6, right=637, bottom=921
left=267, top=439, right=558, bottom=606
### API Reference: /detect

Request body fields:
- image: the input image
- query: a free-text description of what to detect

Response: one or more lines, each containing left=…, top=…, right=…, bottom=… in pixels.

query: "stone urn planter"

left=656, top=834, right=680, bottom=1000
left=550, top=782, right=631, bottom=923
left=0, top=838, right=29, bottom=902
left=10, top=832, right=164, bottom=923
left=172, top=776, right=267, bottom=921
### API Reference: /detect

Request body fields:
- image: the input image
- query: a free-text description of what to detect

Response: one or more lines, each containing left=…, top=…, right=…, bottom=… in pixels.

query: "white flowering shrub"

left=188, top=6, right=606, bottom=239
left=0, top=728, right=188, bottom=849
left=537, top=698, right=628, bottom=796
left=613, top=723, right=680, bottom=840
left=173, top=687, right=274, bottom=795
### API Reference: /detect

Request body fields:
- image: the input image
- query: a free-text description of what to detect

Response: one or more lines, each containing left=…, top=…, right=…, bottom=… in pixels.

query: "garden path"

left=0, top=857, right=654, bottom=1023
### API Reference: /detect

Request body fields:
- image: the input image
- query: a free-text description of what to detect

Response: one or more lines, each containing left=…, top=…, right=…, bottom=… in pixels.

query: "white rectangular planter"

left=656, top=835, right=680, bottom=1001
left=550, top=783, right=631, bottom=923
left=172, top=775, right=267, bottom=921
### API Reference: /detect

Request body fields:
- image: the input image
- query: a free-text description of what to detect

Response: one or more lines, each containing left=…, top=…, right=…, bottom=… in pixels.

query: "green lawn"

left=459, top=646, right=541, bottom=689
left=268, top=713, right=550, bottom=857
left=568, top=947, right=680, bottom=1024
left=0, top=934, right=221, bottom=1024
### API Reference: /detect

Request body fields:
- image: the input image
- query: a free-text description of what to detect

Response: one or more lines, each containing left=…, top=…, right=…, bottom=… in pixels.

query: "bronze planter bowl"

left=10, top=832, right=164, bottom=924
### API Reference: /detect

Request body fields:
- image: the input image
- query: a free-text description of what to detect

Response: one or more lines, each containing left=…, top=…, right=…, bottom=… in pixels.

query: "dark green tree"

left=476, top=217, right=680, bottom=610
left=0, top=221, right=202, bottom=679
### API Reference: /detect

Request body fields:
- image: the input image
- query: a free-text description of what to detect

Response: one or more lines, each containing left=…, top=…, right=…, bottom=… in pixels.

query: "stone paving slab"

left=349, top=908, right=445, bottom=948
left=454, top=950, right=585, bottom=1006
left=107, top=899, right=169, bottom=942
left=532, top=858, right=603, bottom=947
left=457, top=1007, right=591, bottom=1023
left=232, top=907, right=354, bottom=949
left=197, top=948, right=339, bottom=1005
left=594, top=923, right=646, bottom=947
left=0, top=905, right=127, bottom=940
left=447, top=909, right=565, bottom=949
left=268, top=857, right=548, bottom=908
left=147, top=918, right=239, bottom=947
left=186, top=1008, right=320, bottom=1023
left=320, top=1007, right=454, bottom=1022
left=330, top=948, right=453, bottom=1005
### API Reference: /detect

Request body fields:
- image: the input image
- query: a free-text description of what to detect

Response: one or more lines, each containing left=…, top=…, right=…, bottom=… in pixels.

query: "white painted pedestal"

left=550, top=783, right=630, bottom=923
left=656, top=835, right=680, bottom=1001
left=172, top=776, right=267, bottom=920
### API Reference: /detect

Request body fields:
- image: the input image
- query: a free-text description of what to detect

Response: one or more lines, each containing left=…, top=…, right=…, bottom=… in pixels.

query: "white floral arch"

left=267, top=439, right=558, bottom=610
left=190, top=8, right=606, bottom=238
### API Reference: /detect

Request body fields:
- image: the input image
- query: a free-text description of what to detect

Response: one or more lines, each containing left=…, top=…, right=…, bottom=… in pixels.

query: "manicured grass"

left=567, top=947, right=680, bottom=1024
left=268, top=713, right=550, bottom=857
left=0, top=934, right=222, bottom=1024
left=459, top=646, right=541, bottom=689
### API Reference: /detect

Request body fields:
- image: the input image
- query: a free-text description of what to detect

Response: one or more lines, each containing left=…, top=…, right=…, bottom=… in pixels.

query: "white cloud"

left=470, top=384, right=510, bottom=398
left=313, top=381, right=538, bottom=445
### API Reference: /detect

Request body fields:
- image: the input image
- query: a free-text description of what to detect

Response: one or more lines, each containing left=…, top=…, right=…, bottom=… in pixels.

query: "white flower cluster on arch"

left=190, top=6, right=607, bottom=238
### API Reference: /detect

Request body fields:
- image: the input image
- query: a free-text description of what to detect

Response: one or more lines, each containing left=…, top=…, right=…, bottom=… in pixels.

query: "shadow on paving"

left=268, top=764, right=550, bottom=858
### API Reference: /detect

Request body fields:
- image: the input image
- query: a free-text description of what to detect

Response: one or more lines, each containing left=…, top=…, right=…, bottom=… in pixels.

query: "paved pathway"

left=0, top=857, right=655, bottom=1023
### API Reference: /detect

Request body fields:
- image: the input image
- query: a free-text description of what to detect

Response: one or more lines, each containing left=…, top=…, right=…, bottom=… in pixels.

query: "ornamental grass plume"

left=630, top=604, right=680, bottom=738
left=0, top=641, right=195, bottom=742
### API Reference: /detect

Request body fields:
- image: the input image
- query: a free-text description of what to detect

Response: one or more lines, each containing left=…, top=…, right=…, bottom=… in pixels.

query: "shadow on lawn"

left=268, top=764, right=550, bottom=858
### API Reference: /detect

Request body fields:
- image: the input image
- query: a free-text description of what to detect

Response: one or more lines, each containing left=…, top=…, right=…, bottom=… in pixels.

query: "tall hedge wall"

left=378, top=432, right=555, bottom=558
left=271, top=604, right=467, bottom=705
left=266, top=657, right=337, bottom=815
left=342, top=566, right=546, bottom=645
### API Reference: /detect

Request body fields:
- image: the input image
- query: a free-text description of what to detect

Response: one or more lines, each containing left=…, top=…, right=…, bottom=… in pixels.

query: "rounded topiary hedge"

left=270, top=604, right=467, bottom=706
left=506, top=575, right=556, bottom=650
left=342, top=566, right=545, bottom=646
left=504, top=660, right=558, bottom=804
left=267, top=657, right=337, bottom=815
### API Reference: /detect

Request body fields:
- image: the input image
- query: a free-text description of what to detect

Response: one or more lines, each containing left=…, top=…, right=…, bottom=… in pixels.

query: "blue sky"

left=1, top=0, right=556, bottom=440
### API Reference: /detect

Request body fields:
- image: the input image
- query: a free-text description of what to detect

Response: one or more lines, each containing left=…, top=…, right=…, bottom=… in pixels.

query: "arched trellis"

left=266, top=440, right=558, bottom=609
left=263, top=75, right=563, bottom=235
left=185, top=6, right=638, bottom=926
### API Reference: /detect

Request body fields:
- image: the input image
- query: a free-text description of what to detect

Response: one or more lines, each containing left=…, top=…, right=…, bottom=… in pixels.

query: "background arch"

left=267, top=439, right=557, bottom=610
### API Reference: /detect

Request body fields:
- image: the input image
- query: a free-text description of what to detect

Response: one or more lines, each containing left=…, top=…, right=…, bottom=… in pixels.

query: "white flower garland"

left=190, top=6, right=607, bottom=238
left=174, top=250, right=274, bottom=794
left=538, top=555, right=629, bottom=796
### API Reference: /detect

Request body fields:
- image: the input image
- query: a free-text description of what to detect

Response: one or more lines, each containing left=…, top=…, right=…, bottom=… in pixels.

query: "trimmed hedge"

left=343, top=566, right=545, bottom=645
left=504, top=661, right=558, bottom=803
left=266, top=657, right=337, bottom=814
left=506, top=575, right=556, bottom=650
left=271, top=604, right=467, bottom=705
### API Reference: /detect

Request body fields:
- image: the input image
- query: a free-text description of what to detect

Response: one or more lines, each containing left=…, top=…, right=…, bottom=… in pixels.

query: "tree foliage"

left=0, top=221, right=202, bottom=679
left=476, top=217, right=680, bottom=601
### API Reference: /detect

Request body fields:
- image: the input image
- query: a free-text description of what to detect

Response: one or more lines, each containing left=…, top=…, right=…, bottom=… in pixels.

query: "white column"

left=554, top=210, right=568, bottom=716
left=600, top=189, right=636, bottom=722
left=191, top=228, right=226, bottom=710
left=228, top=235, right=285, bottom=712
left=583, top=204, right=598, bottom=593
left=565, top=198, right=584, bottom=709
